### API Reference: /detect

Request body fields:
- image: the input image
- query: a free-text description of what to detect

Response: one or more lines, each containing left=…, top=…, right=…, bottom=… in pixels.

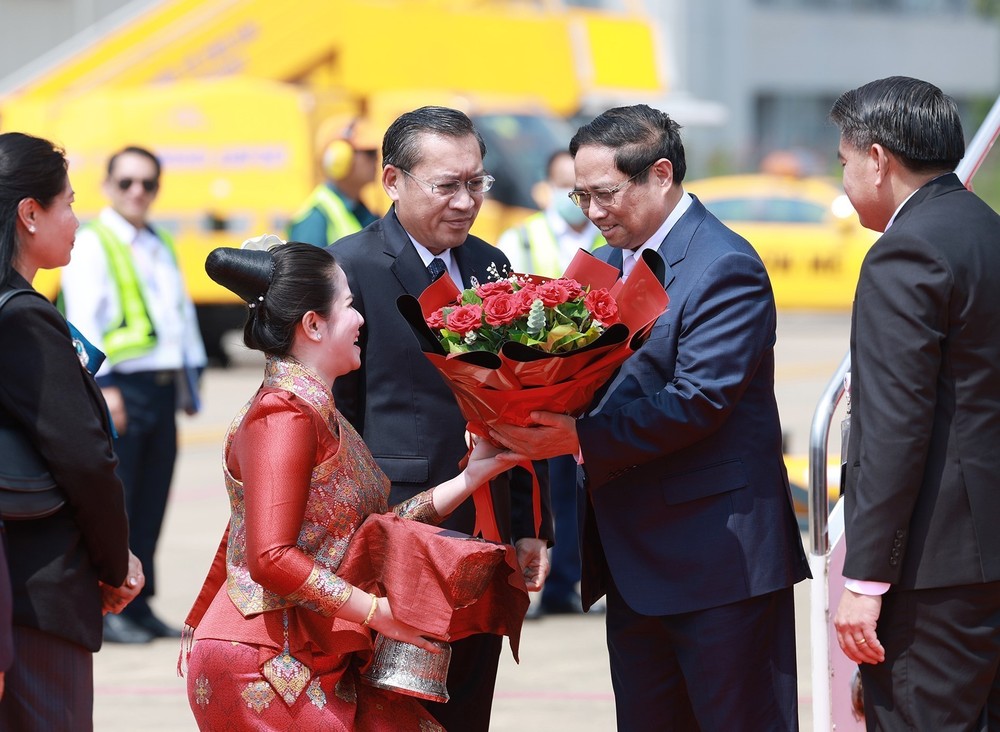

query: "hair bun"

left=205, top=247, right=274, bottom=305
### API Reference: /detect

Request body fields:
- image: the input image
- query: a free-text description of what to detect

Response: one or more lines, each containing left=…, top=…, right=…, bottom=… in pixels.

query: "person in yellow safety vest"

left=59, top=145, right=207, bottom=645
left=496, top=149, right=605, bottom=278
left=287, top=115, right=381, bottom=246
left=496, top=149, right=605, bottom=621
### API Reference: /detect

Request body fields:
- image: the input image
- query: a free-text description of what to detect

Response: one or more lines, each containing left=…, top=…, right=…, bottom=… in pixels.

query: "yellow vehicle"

left=1, top=0, right=666, bottom=359
left=685, top=174, right=879, bottom=309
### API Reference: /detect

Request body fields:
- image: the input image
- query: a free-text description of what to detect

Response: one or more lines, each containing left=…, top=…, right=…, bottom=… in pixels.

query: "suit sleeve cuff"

left=844, top=579, right=891, bottom=595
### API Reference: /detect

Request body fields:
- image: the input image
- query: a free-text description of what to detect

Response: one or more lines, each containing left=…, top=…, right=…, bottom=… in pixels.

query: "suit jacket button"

left=889, top=558, right=898, bottom=566
left=896, top=529, right=905, bottom=538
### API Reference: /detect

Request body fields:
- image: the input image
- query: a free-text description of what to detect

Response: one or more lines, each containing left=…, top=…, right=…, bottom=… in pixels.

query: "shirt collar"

left=409, top=238, right=456, bottom=272
left=99, top=207, right=149, bottom=243
left=627, top=191, right=693, bottom=262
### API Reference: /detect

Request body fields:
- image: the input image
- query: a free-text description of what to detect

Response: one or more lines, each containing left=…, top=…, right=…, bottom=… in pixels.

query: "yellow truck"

left=0, top=0, right=666, bottom=360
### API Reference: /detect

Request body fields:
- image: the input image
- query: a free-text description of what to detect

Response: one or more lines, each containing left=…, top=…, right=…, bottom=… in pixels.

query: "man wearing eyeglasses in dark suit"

left=329, top=106, right=553, bottom=732
left=490, top=104, right=810, bottom=731
left=60, top=145, right=206, bottom=645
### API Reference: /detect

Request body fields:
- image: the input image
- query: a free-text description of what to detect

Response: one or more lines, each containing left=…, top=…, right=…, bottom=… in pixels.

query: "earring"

left=28, top=225, right=35, bottom=234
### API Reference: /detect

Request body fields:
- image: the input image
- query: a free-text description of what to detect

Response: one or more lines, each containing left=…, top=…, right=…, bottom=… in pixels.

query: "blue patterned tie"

left=427, top=257, right=447, bottom=282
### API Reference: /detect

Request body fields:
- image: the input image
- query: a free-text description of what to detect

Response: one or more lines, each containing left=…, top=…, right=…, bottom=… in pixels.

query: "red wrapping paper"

left=396, top=249, right=669, bottom=542
left=337, top=513, right=530, bottom=661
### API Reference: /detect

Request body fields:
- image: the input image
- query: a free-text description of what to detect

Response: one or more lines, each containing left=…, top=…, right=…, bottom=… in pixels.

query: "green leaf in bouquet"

left=548, top=324, right=590, bottom=352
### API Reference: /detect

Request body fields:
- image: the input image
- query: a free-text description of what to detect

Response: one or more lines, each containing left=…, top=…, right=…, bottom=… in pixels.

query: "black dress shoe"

left=103, top=614, right=154, bottom=644
left=131, top=613, right=182, bottom=639
left=540, top=593, right=587, bottom=615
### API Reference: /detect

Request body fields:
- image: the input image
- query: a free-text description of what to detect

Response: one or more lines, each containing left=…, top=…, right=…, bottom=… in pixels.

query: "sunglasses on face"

left=114, top=177, right=159, bottom=194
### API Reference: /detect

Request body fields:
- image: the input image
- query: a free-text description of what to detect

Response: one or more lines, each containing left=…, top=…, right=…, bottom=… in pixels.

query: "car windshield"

left=704, top=197, right=828, bottom=224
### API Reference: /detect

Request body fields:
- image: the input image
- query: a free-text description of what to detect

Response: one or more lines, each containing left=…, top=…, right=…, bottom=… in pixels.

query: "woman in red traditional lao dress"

left=182, top=241, right=523, bottom=731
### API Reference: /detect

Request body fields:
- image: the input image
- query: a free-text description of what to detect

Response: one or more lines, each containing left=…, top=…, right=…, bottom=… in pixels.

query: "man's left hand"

left=490, top=411, right=578, bottom=461
left=834, top=589, right=886, bottom=664
left=514, top=537, right=550, bottom=592
left=100, top=551, right=145, bottom=615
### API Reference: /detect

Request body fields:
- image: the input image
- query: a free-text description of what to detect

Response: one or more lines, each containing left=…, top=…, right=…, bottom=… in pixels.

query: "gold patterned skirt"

left=187, top=638, right=445, bottom=731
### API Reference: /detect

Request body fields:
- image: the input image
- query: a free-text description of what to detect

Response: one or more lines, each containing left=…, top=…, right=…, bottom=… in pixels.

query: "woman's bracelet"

left=363, top=594, right=378, bottom=627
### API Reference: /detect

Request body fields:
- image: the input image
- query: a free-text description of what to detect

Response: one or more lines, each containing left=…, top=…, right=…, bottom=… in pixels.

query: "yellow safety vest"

left=85, top=221, right=178, bottom=365
left=518, top=212, right=606, bottom=278
left=289, top=184, right=362, bottom=245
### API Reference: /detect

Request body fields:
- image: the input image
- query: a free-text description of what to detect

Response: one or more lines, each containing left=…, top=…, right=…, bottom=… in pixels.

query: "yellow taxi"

left=685, top=173, right=879, bottom=310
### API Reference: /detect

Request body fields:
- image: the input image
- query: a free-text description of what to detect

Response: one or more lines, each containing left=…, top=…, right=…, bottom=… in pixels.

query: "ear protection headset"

left=322, top=118, right=358, bottom=181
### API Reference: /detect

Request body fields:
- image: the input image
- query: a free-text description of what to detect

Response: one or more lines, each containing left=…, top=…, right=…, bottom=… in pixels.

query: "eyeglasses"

left=568, top=162, right=655, bottom=209
left=400, top=169, right=495, bottom=198
left=114, top=177, right=159, bottom=194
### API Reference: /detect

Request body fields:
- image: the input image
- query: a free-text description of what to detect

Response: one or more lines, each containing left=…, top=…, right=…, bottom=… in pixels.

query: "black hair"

left=0, top=132, right=69, bottom=287
left=106, top=145, right=162, bottom=181
left=830, top=76, right=965, bottom=174
left=382, top=106, right=486, bottom=172
left=569, top=104, right=686, bottom=185
left=205, top=242, right=339, bottom=356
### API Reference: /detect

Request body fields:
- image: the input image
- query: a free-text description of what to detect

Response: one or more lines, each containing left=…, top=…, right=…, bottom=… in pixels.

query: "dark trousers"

left=424, top=632, right=502, bottom=732
left=606, top=581, right=799, bottom=732
left=112, top=371, right=178, bottom=621
left=0, top=625, right=93, bottom=731
left=860, top=581, right=1000, bottom=731
left=541, top=454, right=581, bottom=606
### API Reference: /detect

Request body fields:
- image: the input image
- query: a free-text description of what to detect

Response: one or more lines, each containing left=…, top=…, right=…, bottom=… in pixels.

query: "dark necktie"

left=427, top=257, right=447, bottom=282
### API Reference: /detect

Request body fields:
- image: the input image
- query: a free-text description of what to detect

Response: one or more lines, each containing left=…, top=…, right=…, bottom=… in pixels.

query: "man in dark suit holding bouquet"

left=831, top=77, right=1000, bottom=729
left=328, top=106, right=552, bottom=732
left=491, top=104, right=809, bottom=730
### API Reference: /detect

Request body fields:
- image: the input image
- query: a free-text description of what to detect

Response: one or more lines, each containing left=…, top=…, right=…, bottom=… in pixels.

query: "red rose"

left=512, top=284, right=538, bottom=315
left=552, top=277, right=584, bottom=299
left=536, top=281, right=572, bottom=307
left=483, top=293, right=521, bottom=326
left=444, top=304, right=483, bottom=335
left=476, top=280, right=514, bottom=298
left=584, top=288, right=619, bottom=325
left=426, top=308, right=447, bottom=330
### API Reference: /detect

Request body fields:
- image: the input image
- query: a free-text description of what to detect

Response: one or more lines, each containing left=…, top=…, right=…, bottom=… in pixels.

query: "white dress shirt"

left=60, top=207, right=207, bottom=378
left=410, top=238, right=464, bottom=288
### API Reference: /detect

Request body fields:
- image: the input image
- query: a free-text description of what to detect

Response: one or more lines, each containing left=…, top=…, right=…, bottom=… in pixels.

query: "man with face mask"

left=498, top=149, right=605, bottom=276
left=497, top=148, right=604, bottom=619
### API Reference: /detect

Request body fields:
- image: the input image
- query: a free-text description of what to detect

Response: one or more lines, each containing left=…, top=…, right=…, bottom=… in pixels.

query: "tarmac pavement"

left=91, top=310, right=850, bottom=730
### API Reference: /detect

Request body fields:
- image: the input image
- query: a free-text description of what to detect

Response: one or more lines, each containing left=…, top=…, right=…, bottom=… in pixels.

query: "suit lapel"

left=383, top=208, right=436, bottom=296
left=654, top=196, right=712, bottom=291
left=604, top=246, right=624, bottom=274
left=454, top=241, right=502, bottom=288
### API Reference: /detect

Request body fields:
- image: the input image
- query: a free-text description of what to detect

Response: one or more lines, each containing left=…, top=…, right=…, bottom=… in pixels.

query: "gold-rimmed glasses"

left=400, top=169, right=495, bottom=198
left=568, top=162, right=655, bottom=209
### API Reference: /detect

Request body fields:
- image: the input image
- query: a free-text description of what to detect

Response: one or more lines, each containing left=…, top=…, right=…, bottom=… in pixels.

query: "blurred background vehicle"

left=685, top=170, right=879, bottom=310
left=0, top=0, right=671, bottom=362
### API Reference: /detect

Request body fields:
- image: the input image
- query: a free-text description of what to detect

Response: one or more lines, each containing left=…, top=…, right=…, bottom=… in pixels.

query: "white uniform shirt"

left=496, top=207, right=602, bottom=276
left=61, top=207, right=207, bottom=378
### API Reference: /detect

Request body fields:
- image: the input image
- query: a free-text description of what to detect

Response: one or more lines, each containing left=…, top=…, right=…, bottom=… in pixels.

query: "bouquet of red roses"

left=396, top=249, right=668, bottom=541
left=426, top=266, right=621, bottom=356
left=399, top=248, right=668, bottom=428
